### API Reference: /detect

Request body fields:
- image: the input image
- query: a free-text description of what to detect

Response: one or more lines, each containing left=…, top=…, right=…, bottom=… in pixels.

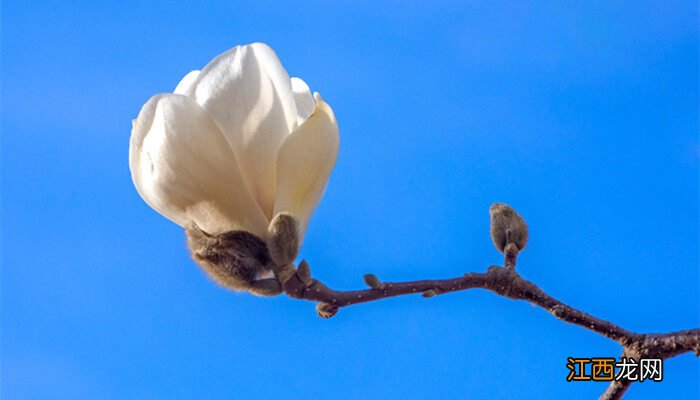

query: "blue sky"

left=2, top=1, right=698, bottom=399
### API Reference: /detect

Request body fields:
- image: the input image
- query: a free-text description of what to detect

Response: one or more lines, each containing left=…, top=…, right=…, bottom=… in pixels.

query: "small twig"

left=503, top=243, right=519, bottom=269
left=280, top=263, right=699, bottom=399
left=503, top=231, right=519, bottom=269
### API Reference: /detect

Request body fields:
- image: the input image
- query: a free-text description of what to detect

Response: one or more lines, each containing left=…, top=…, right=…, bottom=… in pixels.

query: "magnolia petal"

left=174, top=70, right=201, bottom=95
left=273, top=93, right=339, bottom=241
left=129, top=94, right=269, bottom=237
left=183, top=43, right=299, bottom=219
left=291, top=77, right=315, bottom=127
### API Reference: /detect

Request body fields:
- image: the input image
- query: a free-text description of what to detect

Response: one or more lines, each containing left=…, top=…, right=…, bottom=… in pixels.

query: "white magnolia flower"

left=129, top=43, right=339, bottom=242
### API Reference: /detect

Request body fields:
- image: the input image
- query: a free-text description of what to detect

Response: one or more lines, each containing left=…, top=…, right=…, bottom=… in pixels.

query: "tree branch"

left=600, top=379, right=634, bottom=400
left=279, top=251, right=699, bottom=399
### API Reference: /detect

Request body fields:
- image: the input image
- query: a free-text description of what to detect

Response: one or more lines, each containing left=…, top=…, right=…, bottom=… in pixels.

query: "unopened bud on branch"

left=363, top=274, right=383, bottom=289
left=316, top=302, right=338, bottom=318
left=267, top=213, right=300, bottom=267
left=489, top=203, right=528, bottom=253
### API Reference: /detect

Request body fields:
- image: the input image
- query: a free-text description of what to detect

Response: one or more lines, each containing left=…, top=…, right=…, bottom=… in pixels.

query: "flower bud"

left=363, top=274, right=383, bottom=289
left=267, top=213, right=300, bottom=267
left=489, top=203, right=528, bottom=253
left=316, top=302, right=338, bottom=318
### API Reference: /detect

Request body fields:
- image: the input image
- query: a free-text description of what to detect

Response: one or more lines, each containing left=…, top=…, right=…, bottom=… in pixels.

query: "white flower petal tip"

left=174, top=70, right=201, bottom=95
left=291, top=77, right=315, bottom=126
left=273, top=94, right=340, bottom=241
left=129, top=43, right=339, bottom=245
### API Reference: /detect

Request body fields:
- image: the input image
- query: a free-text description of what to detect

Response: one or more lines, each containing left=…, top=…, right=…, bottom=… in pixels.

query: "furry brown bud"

left=363, top=274, right=383, bottom=289
left=185, top=225, right=281, bottom=296
left=267, top=213, right=300, bottom=267
left=489, top=203, right=528, bottom=253
left=422, top=289, right=436, bottom=298
left=316, top=302, right=338, bottom=318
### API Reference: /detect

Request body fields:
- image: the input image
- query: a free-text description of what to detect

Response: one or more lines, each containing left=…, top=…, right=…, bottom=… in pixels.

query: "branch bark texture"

left=279, top=254, right=699, bottom=399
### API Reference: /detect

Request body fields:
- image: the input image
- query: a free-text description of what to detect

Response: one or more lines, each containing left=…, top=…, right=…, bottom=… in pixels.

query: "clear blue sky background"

left=2, top=1, right=698, bottom=399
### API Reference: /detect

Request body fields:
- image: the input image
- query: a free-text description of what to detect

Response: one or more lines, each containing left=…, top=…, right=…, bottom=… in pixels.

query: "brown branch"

left=283, top=264, right=638, bottom=343
left=278, top=250, right=699, bottom=399
left=598, top=328, right=700, bottom=398
left=600, top=379, right=634, bottom=400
